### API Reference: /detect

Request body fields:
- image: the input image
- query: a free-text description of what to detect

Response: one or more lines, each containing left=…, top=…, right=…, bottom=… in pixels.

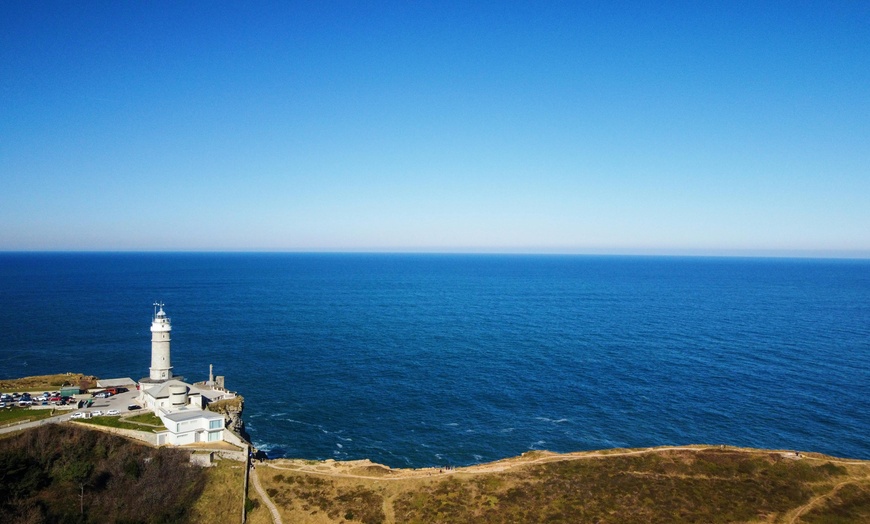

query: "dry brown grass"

left=208, top=396, right=244, bottom=413
left=0, top=373, right=97, bottom=392
left=254, top=447, right=870, bottom=524
left=245, top=488, right=274, bottom=524
left=188, top=458, right=246, bottom=524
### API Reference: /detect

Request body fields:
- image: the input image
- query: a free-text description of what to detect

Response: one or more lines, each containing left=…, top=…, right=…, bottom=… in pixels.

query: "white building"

left=136, top=304, right=233, bottom=446
left=139, top=379, right=204, bottom=411
left=157, top=408, right=225, bottom=446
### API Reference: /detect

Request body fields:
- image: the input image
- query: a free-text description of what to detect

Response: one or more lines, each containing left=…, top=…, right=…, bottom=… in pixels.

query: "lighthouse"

left=149, top=302, right=173, bottom=381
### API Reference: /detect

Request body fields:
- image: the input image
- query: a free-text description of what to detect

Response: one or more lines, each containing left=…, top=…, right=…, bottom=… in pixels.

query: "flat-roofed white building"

left=157, top=408, right=225, bottom=446
left=97, top=377, right=136, bottom=389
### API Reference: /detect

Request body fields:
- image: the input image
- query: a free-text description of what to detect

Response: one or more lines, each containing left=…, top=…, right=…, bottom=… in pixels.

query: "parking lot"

left=77, top=388, right=141, bottom=416
left=0, top=386, right=152, bottom=436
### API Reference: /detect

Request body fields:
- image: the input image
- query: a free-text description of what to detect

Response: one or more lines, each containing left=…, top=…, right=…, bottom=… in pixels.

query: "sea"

left=0, top=253, right=868, bottom=468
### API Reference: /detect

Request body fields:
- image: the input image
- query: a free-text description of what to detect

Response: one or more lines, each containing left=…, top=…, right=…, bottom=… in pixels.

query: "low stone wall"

left=72, top=423, right=158, bottom=446
left=218, top=449, right=247, bottom=462
left=223, top=428, right=249, bottom=449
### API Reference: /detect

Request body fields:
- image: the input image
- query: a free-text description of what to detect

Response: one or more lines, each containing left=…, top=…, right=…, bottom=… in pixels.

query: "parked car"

left=91, top=410, right=103, bottom=416
left=0, top=402, right=6, bottom=408
left=106, top=409, right=120, bottom=416
left=70, top=412, right=84, bottom=419
left=94, top=391, right=112, bottom=398
left=127, top=404, right=141, bottom=411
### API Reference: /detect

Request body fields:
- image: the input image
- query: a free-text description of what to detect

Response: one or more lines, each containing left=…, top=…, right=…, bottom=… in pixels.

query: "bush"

left=0, top=424, right=206, bottom=523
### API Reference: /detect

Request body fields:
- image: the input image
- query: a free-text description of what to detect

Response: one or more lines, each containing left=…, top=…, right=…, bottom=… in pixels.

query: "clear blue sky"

left=1, top=2, right=868, bottom=256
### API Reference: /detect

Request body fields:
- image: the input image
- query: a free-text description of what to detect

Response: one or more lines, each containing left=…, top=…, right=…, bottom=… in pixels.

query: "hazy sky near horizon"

left=1, top=2, right=868, bottom=256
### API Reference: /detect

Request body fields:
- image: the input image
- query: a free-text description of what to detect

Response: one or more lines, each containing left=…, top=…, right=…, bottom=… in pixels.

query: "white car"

left=106, top=409, right=120, bottom=416
left=70, top=412, right=84, bottom=419
left=91, top=410, right=103, bottom=416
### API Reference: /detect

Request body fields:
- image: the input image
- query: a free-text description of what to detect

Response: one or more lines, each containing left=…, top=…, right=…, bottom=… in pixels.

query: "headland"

left=3, top=373, right=870, bottom=523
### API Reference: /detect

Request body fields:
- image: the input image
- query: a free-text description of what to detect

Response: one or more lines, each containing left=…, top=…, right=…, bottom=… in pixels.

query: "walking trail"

left=250, top=466, right=283, bottom=524
left=263, top=445, right=758, bottom=481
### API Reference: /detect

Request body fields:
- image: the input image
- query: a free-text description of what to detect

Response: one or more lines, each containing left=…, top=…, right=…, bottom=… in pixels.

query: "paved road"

left=0, top=411, right=71, bottom=435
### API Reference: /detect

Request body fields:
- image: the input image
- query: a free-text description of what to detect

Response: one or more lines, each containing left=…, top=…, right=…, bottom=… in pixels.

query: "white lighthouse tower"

left=149, top=302, right=173, bottom=381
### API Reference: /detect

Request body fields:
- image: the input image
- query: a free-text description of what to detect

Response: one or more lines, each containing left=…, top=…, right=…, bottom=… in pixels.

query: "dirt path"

left=786, top=480, right=851, bottom=524
left=250, top=466, right=283, bottom=524
left=263, top=446, right=735, bottom=481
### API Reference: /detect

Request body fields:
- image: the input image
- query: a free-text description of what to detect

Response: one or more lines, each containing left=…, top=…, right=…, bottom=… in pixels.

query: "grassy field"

left=72, top=416, right=161, bottom=432
left=188, top=458, right=247, bottom=524
left=255, top=446, right=870, bottom=524
left=0, top=373, right=97, bottom=392
left=124, top=411, right=163, bottom=425
left=0, top=407, right=56, bottom=425
left=245, top=488, right=274, bottom=524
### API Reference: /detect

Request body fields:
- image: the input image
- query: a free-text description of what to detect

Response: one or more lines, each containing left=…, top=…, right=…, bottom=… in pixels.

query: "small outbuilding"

left=60, top=386, right=81, bottom=397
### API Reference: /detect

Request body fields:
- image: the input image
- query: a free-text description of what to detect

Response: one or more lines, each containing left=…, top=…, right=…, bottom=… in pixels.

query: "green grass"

left=0, top=407, right=56, bottom=425
left=72, top=416, right=162, bottom=432
left=125, top=412, right=163, bottom=426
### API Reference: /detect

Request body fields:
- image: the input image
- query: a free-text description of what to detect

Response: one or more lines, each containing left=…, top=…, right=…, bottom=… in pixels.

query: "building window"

left=208, top=431, right=220, bottom=442
left=209, top=419, right=222, bottom=430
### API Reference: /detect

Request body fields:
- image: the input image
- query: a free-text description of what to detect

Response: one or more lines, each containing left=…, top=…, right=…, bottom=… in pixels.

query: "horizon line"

left=1, top=249, right=868, bottom=261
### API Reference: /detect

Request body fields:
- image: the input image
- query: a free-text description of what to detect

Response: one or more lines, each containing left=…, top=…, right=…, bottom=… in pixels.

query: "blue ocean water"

left=1, top=253, right=868, bottom=467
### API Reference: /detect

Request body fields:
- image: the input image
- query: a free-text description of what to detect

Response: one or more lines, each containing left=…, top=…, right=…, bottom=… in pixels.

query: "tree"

left=55, top=459, right=93, bottom=516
